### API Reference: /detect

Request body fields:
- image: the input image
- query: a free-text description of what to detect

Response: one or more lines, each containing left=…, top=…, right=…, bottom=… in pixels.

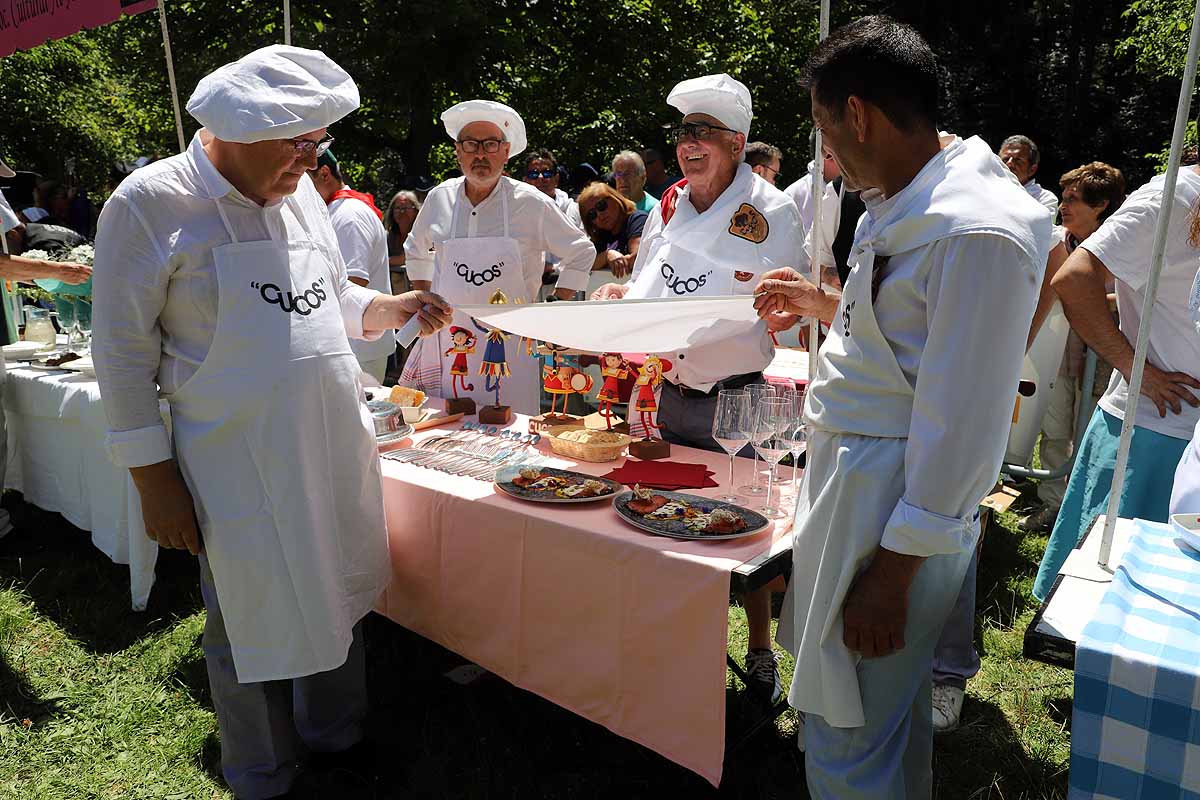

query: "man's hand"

left=53, top=261, right=92, bottom=285
left=765, top=311, right=799, bottom=333
left=553, top=287, right=579, bottom=301
left=842, top=548, right=925, bottom=659
left=130, top=460, right=202, bottom=556
left=753, top=267, right=838, bottom=324
left=1135, top=362, right=1200, bottom=417
left=610, top=253, right=635, bottom=279
left=591, top=283, right=629, bottom=301
left=395, top=290, right=453, bottom=336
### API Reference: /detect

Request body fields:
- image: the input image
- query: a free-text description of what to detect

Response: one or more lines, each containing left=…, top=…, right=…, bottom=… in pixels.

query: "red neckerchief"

left=658, top=178, right=688, bottom=225
left=329, top=188, right=383, bottom=221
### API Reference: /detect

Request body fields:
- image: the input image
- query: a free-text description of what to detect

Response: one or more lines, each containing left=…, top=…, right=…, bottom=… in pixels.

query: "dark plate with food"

left=612, top=485, right=770, bottom=540
left=495, top=466, right=622, bottom=504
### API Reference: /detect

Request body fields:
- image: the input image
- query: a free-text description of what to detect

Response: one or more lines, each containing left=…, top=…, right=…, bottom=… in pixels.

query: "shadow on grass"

left=0, top=492, right=204, bottom=654
left=1044, top=695, right=1073, bottom=731
left=934, top=694, right=1068, bottom=799
left=0, top=652, right=61, bottom=730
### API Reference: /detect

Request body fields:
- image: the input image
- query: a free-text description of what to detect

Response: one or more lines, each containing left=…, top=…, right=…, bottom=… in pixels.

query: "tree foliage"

left=0, top=0, right=1195, bottom=199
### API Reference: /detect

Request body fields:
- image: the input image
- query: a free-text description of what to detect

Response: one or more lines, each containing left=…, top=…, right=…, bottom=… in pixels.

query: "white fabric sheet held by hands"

left=457, top=295, right=764, bottom=354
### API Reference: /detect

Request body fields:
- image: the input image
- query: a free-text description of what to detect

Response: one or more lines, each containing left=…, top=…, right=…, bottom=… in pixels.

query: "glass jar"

left=23, top=307, right=57, bottom=351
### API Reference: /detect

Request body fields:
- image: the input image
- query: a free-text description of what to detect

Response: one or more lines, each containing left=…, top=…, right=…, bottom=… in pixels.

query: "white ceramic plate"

left=3, top=341, right=48, bottom=360
left=63, top=357, right=96, bottom=376
left=1169, top=513, right=1200, bottom=554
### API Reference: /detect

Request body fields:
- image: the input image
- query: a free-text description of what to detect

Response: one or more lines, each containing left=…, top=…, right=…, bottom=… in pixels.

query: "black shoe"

left=302, top=740, right=378, bottom=797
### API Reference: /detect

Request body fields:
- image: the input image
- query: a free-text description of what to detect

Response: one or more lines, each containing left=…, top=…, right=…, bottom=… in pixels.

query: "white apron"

left=168, top=196, right=389, bottom=684
left=777, top=242, right=930, bottom=728
left=403, top=188, right=542, bottom=415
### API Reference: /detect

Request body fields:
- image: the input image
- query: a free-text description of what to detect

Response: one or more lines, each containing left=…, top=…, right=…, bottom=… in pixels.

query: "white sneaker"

left=744, top=648, right=782, bottom=704
left=932, top=684, right=964, bottom=733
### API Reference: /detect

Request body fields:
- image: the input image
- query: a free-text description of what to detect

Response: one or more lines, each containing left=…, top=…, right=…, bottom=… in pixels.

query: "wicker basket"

left=545, top=425, right=631, bottom=463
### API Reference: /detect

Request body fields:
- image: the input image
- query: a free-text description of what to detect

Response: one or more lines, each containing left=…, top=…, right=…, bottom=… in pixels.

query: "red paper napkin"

left=603, top=460, right=720, bottom=490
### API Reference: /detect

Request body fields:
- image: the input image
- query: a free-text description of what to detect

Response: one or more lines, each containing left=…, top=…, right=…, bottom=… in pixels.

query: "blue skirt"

left=1033, top=408, right=1187, bottom=601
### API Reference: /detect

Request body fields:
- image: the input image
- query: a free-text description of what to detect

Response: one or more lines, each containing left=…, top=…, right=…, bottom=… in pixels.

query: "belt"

left=669, top=371, right=764, bottom=400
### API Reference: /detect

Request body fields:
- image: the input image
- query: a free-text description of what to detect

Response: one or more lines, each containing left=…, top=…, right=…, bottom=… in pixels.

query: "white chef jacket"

left=0, top=191, right=19, bottom=233
left=628, top=163, right=805, bottom=392
left=1024, top=179, right=1059, bottom=216
left=806, top=135, right=1053, bottom=555
left=327, top=187, right=396, bottom=363
left=404, top=176, right=594, bottom=300
left=554, top=187, right=584, bottom=230
left=1085, top=168, right=1200, bottom=440
left=92, top=131, right=383, bottom=469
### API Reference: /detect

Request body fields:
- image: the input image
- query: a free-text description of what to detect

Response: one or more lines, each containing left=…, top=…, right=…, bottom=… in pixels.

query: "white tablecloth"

left=3, top=363, right=161, bottom=610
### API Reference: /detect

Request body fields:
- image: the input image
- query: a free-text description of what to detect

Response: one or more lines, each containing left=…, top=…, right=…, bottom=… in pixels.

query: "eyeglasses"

left=669, top=122, right=738, bottom=144
left=526, top=169, right=556, bottom=180
left=760, top=165, right=782, bottom=180
left=290, top=133, right=334, bottom=157
left=583, top=198, right=610, bottom=223
left=458, top=138, right=505, bottom=154
left=613, top=170, right=641, bottom=180
left=393, top=203, right=418, bottom=212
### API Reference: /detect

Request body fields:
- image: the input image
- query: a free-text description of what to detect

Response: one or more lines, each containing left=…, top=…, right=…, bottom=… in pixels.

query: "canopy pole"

left=283, top=0, right=292, bottom=45
left=1098, top=0, right=1200, bottom=568
left=806, top=0, right=831, bottom=383
left=156, top=0, right=186, bottom=153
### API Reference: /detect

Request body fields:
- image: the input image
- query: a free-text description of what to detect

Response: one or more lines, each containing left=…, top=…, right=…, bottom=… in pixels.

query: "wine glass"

left=73, top=298, right=92, bottom=348
left=781, top=387, right=808, bottom=488
left=712, top=389, right=752, bottom=503
left=55, top=295, right=76, bottom=348
left=750, top=397, right=791, bottom=519
left=738, top=382, right=776, bottom=495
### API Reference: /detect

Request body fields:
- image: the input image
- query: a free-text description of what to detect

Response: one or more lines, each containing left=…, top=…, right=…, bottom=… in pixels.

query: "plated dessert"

left=495, top=466, right=621, bottom=504
left=614, top=486, right=769, bottom=540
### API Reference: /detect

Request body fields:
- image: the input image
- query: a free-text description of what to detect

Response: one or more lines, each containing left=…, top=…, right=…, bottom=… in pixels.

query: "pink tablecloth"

left=378, top=415, right=794, bottom=786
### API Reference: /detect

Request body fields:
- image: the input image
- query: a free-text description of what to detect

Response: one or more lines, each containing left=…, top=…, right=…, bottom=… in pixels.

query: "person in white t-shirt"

left=308, top=149, right=395, bottom=382
left=1033, top=164, right=1200, bottom=600
left=999, top=134, right=1059, bottom=217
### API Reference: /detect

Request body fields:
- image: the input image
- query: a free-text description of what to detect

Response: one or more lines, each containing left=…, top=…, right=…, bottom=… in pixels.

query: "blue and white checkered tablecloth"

left=1071, top=519, right=1200, bottom=799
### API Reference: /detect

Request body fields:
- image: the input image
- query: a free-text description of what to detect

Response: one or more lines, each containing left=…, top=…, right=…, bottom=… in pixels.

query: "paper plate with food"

left=495, top=466, right=622, bottom=504
left=613, top=485, right=770, bottom=540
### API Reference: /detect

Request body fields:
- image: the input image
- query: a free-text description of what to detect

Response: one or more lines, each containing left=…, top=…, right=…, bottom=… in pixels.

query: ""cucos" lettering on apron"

left=252, top=277, right=328, bottom=316
left=660, top=263, right=712, bottom=295
left=456, top=260, right=504, bottom=287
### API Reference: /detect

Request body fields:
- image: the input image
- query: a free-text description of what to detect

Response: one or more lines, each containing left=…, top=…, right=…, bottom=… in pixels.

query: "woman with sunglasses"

left=577, top=182, right=646, bottom=280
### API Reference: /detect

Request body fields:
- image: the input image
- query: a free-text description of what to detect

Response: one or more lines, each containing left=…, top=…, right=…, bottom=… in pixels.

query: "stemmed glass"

left=750, top=397, right=791, bottom=519
left=738, top=382, right=776, bottom=495
left=781, top=388, right=808, bottom=488
left=73, top=298, right=92, bottom=349
left=55, top=295, right=77, bottom=348
left=712, top=389, right=752, bottom=503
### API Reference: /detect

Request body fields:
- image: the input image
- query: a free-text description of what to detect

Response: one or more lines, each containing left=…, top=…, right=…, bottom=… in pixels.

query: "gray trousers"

left=199, top=556, right=367, bottom=800
left=657, top=377, right=760, bottom=456
left=930, top=545, right=981, bottom=689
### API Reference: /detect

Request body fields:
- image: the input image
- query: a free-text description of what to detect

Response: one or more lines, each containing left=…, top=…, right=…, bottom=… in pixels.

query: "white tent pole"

left=156, top=0, right=186, bottom=153
left=1098, top=0, right=1200, bottom=568
left=283, top=0, right=292, bottom=45
left=806, top=0, right=831, bottom=383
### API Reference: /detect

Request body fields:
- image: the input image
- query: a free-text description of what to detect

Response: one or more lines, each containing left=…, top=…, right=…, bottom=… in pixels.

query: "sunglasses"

left=393, top=204, right=418, bottom=212
left=458, top=138, right=504, bottom=154
left=526, top=169, right=556, bottom=180
left=290, top=133, right=334, bottom=156
left=669, top=122, right=738, bottom=144
left=584, top=198, right=610, bottom=223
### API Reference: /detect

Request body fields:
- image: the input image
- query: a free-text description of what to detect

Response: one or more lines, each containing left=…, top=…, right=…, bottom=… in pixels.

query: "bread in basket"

left=545, top=425, right=632, bottom=462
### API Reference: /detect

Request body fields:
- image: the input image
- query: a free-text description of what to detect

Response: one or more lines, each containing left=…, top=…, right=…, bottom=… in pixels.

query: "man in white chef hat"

left=753, top=17, right=1052, bottom=798
left=402, top=99, right=595, bottom=415
left=91, top=46, right=452, bottom=798
left=592, top=73, right=805, bottom=703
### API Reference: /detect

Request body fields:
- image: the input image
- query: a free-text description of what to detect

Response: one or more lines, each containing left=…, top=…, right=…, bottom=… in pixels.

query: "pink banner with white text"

left=0, top=0, right=156, bottom=58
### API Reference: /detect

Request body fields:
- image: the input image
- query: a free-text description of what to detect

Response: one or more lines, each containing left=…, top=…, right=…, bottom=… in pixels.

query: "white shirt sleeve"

left=0, top=192, right=20, bottom=234
left=542, top=196, right=599, bottom=293
left=330, top=202, right=378, bottom=283
left=328, top=234, right=383, bottom=341
left=92, top=194, right=174, bottom=468
left=628, top=210, right=663, bottom=284
left=402, top=193, right=440, bottom=284
left=881, top=234, right=1042, bottom=556
left=1080, top=188, right=1158, bottom=291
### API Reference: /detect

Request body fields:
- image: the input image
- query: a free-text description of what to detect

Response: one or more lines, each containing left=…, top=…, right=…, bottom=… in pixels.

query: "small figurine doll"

left=633, top=355, right=672, bottom=434
left=541, top=342, right=590, bottom=418
left=443, top=326, right=476, bottom=399
left=470, top=289, right=514, bottom=423
left=597, top=352, right=631, bottom=430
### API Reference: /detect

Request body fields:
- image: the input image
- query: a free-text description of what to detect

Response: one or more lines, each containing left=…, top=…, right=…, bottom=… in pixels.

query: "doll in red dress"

left=443, top=326, right=476, bottom=399
left=633, top=355, right=672, bottom=433
left=597, top=352, right=631, bottom=430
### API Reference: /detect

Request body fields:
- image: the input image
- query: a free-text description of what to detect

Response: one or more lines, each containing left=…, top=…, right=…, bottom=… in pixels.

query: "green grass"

left=0, top=489, right=1070, bottom=799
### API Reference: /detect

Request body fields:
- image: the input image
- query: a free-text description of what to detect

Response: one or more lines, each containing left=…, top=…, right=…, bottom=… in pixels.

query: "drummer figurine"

left=443, top=326, right=477, bottom=401
left=630, top=355, right=672, bottom=459
left=471, top=289, right=514, bottom=424
left=540, top=342, right=593, bottom=420
left=597, top=352, right=631, bottom=431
